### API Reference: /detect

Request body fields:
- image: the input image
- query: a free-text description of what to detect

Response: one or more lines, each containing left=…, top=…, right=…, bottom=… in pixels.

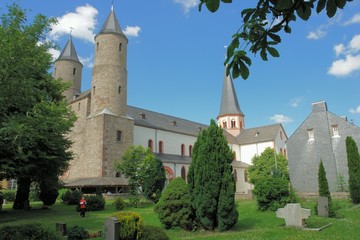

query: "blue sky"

left=1, top=0, right=360, bottom=137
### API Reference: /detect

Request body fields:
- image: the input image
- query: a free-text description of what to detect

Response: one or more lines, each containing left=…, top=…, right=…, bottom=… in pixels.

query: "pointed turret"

left=217, top=67, right=245, bottom=136
left=54, top=36, right=83, bottom=102
left=91, top=5, right=128, bottom=116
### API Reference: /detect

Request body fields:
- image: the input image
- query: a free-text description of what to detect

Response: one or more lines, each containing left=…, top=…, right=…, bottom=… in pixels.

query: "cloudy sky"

left=1, top=0, right=359, bottom=136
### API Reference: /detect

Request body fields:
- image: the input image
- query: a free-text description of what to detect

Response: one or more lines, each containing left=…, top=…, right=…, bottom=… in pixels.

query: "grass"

left=1, top=197, right=359, bottom=240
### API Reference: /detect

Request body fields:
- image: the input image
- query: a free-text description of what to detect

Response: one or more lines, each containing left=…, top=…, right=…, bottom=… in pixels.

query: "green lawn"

left=0, top=197, right=359, bottom=240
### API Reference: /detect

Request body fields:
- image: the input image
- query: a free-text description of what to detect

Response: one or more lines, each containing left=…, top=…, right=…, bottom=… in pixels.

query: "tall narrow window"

left=240, top=120, right=243, bottom=129
left=159, top=141, right=164, bottom=154
left=181, top=166, right=186, bottom=180
left=284, top=149, right=287, bottom=158
left=222, top=121, right=227, bottom=129
left=231, top=119, right=236, bottom=128
left=307, top=129, right=314, bottom=141
left=189, top=145, right=192, bottom=157
left=119, top=43, right=122, bottom=52
left=280, top=131, right=283, bottom=140
left=118, top=86, right=121, bottom=94
left=148, top=139, right=153, bottom=152
left=96, top=42, right=99, bottom=50
left=233, top=151, right=236, bottom=160
left=332, top=125, right=339, bottom=137
left=181, top=144, right=185, bottom=156
left=73, top=68, right=76, bottom=75
left=93, top=86, right=96, bottom=94
left=116, top=130, right=122, bottom=142
left=244, top=170, right=248, bottom=182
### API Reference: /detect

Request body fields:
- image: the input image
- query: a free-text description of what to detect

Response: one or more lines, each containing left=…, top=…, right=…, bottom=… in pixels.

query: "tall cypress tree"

left=346, top=136, right=360, bottom=204
left=318, top=160, right=335, bottom=216
left=188, top=119, right=238, bottom=231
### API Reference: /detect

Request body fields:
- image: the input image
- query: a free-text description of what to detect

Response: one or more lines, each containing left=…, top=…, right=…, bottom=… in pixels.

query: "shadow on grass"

left=232, top=217, right=260, bottom=231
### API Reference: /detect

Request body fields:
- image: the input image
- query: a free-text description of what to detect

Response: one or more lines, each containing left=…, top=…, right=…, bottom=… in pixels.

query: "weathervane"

left=69, top=27, right=74, bottom=39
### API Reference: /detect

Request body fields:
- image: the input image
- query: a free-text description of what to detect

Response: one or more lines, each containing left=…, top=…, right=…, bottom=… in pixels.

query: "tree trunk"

left=13, top=177, right=31, bottom=210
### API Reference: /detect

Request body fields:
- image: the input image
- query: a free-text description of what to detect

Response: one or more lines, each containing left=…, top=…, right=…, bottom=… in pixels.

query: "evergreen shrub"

left=114, top=196, right=126, bottom=210
left=67, top=225, right=87, bottom=240
left=155, top=177, right=196, bottom=230
left=0, top=224, right=60, bottom=240
left=61, top=189, right=81, bottom=205
left=75, top=195, right=105, bottom=212
left=113, top=211, right=144, bottom=240
left=253, top=177, right=292, bottom=211
left=139, top=226, right=169, bottom=240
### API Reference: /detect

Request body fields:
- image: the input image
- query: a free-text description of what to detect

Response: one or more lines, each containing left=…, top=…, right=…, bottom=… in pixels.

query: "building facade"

left=287, top=101, right=360, bottom=193
left=55, top=6, right=288, bottom=195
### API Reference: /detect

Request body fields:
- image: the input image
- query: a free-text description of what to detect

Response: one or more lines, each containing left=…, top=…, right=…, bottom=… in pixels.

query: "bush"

left=155, top=177, right=196, bottom=230
left=253, top=177, right=293, bottom=211
left=67, top=225, right=87, bottom=240
left=140, top=226, right=169, bottom=240
left=0, top=224, right=60, bottom=240
left=114, top=197, right=126, bottom=210
left=113, top=211, right=144, bottom=240
left=61, top=189, right=82, bottom=205
left=1, top=189, right=16, bottom=202
left=84, top=195, right=105, bottom=211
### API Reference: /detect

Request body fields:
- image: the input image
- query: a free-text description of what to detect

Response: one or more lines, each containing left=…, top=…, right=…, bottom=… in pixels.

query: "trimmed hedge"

left=0, top=223, right=60, bottom=240
left=113, top=211, right=144, bottom=240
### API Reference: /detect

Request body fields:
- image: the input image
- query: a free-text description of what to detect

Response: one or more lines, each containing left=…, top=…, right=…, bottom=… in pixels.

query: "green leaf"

left=278, top=0, right=294, bottom=9
left=296, top=2, right=312, bottom=21
left=239, top=60, right=250, bottom=80
left=269, top=24, right=282, bottom=33
left=267, top=46, right=280, bottom=57
left=316, top=0, right=326, bottom=13
left=221, top=0, right=232, bottom=3
left=205, top=0, right=220, bottom=12
left=260, top=48, right=268, bottom=61
left=326, top=0, right=337, bottom=17
left=335, top=0, right=346, bottom=8
left=284, top=25, right=292, bottom=33
left=268, top=32, right=281, bottom=43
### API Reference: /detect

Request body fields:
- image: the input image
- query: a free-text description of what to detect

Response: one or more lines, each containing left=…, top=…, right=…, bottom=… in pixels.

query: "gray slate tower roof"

left=57, top=36, right=81, bottom=63
left=98, top=6, right=127, bottom=40
left=218, top=67, right=243, bottom=116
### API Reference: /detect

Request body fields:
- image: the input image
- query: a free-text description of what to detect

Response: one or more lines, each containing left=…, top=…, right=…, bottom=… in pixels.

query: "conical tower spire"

left=218, top=68, right=243, bottom=117
left=217, top=66, right=245, bottom=136
left=98, top=5, right=127, bottom=40
left=57, top=35, right=81, bottom=62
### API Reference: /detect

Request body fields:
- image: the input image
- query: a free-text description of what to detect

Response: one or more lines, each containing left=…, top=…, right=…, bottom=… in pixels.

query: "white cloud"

left=124, top=26, right=141, bottom=37
left=270, top=114, right=293, bottom=124
left=307, top=29, right=326, bottom=40
left=48, top=48, right=61, bottom=62
left=173, top=0, right=199, bottom=14
left=79, top=55, right=94, bottom=68
left=328, top=34, right=360, bottom=77
left=290, top=97, right=303, bottom=108
left=49, top=4, right=98, bottom=43
left=334, top=44, right=345, bottom=57
left=349, top=105, right=360, bottom=114
left=344, top=13, right=360, bottom=25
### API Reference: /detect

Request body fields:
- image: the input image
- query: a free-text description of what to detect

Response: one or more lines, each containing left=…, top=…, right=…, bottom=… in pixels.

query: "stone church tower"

left=56, top=6, right=134, bottom=182
left=217, top=67, right=245, bottom=137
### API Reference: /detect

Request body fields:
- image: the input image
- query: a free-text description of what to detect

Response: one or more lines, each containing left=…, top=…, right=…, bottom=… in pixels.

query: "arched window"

left=231, top=119, right=236, bottom=128
left=181, top=166, right=186, bottom=180
left=244, top=170, right=248, bottom=182
left=222, top=121, right=227, bottom=129
left=189, top=145, right=192, bottom=157
left=159, top=141, right=164, bottom=154
left=284, top=149, right=287, bottom=158
left=181, top=144, right=185, bottom=156
left=240, top=120, right=243, bottom=129
left=148, top=139, right=153, bottom=152
left=233, top=169, right=238, bottom=182
left=233, top=151, right=236, bottom=160
left=280, top=148, right=283, bottom=155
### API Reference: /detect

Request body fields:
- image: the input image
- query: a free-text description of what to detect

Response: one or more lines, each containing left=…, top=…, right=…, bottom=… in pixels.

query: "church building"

left=55, top=6, right=288, bottom=196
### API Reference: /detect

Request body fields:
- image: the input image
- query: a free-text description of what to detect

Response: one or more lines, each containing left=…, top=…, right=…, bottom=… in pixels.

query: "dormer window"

left=332, top=125, right=339, bottom=137
left=255, top=131, right=259, bottom=137
left=307, top=129, right=314, bottom=141
left=139, top=112, right=146, bottom=119
left=171, top=120, right=177, bottom=126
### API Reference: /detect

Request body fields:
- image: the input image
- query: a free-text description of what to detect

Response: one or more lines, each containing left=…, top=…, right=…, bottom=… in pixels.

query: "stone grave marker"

left=276, top=203, right=310, bottom=227
left=317, top=196, right=329, bottom=217
left=104, top=217, right=119, bottom=240
left=56, top=223, right=66, bottom=236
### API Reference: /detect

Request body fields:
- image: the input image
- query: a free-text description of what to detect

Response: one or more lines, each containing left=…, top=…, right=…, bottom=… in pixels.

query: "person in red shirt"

left=79, top=196, right=87, bottom=217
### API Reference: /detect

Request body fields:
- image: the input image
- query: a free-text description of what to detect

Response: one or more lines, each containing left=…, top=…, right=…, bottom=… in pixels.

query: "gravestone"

left=276, top=203, right=310, bottom=227
left=317, top=196, right=329, bottom=217
left=56, top=223, right=66, bottom=236
left=104, top=217, right=119, bottom=240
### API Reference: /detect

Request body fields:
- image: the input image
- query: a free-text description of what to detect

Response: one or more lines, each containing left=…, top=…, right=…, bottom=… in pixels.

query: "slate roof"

left=218, top=66, right=243, bottom=117
left=56, top=36, right=82, bottom=63
left=236, top=123, right=283, bottom=145
left=97, top=6, right=127, bottom=40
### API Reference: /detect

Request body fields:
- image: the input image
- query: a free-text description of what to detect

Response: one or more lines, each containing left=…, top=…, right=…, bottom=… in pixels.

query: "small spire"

left=56, top=36, right=81, bottom=64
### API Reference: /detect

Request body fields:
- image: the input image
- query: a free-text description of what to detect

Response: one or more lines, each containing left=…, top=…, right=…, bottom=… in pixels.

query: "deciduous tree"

left=346, top=136, right=360, bottom=204
left=0, top=3, right=76, bottom=209
left=199, top=0, right=352, bottom=80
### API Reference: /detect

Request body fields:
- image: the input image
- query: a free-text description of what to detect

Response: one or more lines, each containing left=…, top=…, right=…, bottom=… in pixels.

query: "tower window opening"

left=231, top=119, right=236, bottom=128
left=222, top=121, right=227, bottom=129
left=118, top=86, right=121, bottom=94
left=73, top=68, right=76, bottom=75
left=93, top=86, right=96, bottom=94
left=116, top=130, right=122, bottom=142
left=119, top=43, right=122, bottom=52
left=96, top=42, right=99, bottom=50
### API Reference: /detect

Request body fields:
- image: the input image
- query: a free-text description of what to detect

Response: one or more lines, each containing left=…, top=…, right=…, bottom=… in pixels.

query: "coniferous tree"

left=346, top=136, right=360, bottom=204
left=188, top=119, right=238, bottom=231
left=318, top=160, right=335, bottom=216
